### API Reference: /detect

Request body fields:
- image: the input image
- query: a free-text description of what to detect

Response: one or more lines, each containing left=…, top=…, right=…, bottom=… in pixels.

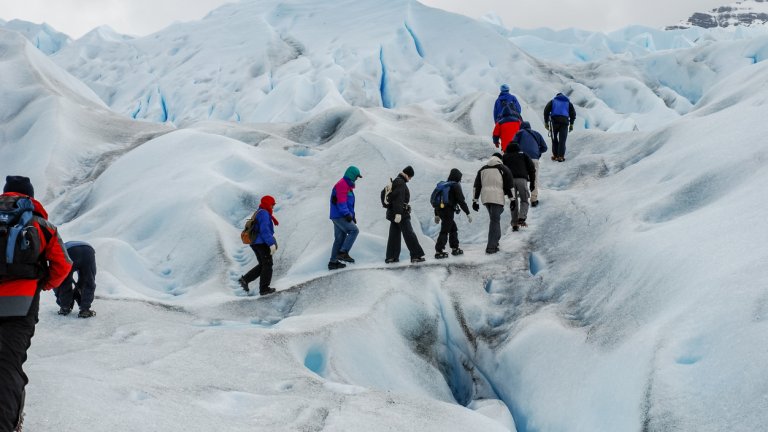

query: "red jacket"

left=493, top=121, right=521, bottom=153
left=0, top=192, right=72, bottom=317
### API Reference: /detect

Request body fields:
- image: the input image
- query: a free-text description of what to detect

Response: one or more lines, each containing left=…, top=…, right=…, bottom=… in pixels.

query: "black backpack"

left=380, top=178, right=393, bottom=208
left=0, top=196, right=44, bottom=280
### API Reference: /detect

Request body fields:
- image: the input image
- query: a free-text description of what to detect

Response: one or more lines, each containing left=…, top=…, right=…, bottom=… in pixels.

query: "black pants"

left=0, top=289, right=39, bottom=431
left=551, top=120, right=569, bottom=158
left=435, top=209, right=459, bottom=252
left=386, top=216, right=425, bottom=261
left=55, top=244, right=96, bottom=311
left=243, top=244, right=273, bottom=292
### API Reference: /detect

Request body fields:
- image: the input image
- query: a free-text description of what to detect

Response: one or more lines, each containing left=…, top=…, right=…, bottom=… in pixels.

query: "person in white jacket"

left=472, top=153, right=514, bottom=254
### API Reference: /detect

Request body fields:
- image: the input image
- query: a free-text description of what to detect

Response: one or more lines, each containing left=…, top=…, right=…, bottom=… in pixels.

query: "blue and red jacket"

left=251, top=209, right=276, bottom=247
left=329, top=177, right=356, bottom=220
left=0, top=192, right=72, bottom=317
left=493, top=106, right=523, bottom=152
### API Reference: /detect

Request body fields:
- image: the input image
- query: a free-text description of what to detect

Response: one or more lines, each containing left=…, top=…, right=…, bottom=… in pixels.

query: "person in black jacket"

left=433, top=169, right=472, bottom=259
left=543, top=92, right=577, bottom=162
left=385, top=166, right=425, bottom=264
left=54, top=241, right=97, bottom=318
left=502, top=143, right=536, bottom=231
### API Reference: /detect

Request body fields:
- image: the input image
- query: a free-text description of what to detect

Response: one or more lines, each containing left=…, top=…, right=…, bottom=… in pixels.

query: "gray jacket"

left=473, top=156, right=513, bottom=206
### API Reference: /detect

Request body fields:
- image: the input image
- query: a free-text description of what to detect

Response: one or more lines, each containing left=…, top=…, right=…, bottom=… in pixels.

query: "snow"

left=1, top=0, right=768, bottom=431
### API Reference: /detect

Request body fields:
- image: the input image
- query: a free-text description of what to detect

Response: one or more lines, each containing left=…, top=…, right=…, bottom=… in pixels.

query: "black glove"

left=345, top=214, right=353, bottom=222
left=493, top=136, right=500, bottom=145
left=472, top=201, right=480, bottom=212
left=353, top=216, right=357, bottom=224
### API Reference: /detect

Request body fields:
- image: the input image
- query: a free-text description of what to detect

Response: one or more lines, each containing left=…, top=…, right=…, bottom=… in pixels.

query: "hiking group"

left=237, top=84, right=576, bottom=292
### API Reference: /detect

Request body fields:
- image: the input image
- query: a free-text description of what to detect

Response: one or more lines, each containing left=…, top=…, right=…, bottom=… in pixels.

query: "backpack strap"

left=5, top=199, right=35, bottom=264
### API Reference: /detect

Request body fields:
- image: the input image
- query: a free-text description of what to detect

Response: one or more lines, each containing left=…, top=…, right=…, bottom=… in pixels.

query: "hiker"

left=543, top=92, right=576, bottom=162
left=472, top=154, right=514, bottom=254
left=431, top=169, right=472, bottom=259
left=510, top=121, right=547, bottom=206
left=502, top=143, right=536, bottom=231
left=0, top=176, right=72, bottom=432
left=238, top=195, right=279, bottom=295
left=493, top=84, right=522, bottom=122
left=328, top=166, right=362, bottom=270
left=54, top=241, right=97, bottom=318
left=493, top=104, right=523, bottom=152
left=384, top=166, right=425, bottom=264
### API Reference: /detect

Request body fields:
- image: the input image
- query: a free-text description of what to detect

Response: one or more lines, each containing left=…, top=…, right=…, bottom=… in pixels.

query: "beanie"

left=3, top=175, right=34, bottom=197
left=402, top=165, right=415, bottom=178
left=260, top=195, right=276, bottom=208
left=500, top=84, right=510, bottom=92
left=344, top=166, right=362, bottom=180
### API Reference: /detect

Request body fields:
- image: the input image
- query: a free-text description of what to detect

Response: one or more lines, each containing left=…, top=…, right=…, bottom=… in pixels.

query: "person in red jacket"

left=492, top=104, right=522, bottom=152
left=0, top=176, right=72, bottom=432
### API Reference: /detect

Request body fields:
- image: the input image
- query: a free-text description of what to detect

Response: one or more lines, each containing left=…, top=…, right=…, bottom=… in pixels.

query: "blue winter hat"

left=500, top=84, right=510, bottom=92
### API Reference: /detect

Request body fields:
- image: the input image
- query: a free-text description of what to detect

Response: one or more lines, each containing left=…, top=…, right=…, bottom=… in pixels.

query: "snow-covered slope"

left=0, top=19, right=71, bottom=54
left=669, top=0, right=768, bottom=29
left=1, top=2, right=768, bottom=431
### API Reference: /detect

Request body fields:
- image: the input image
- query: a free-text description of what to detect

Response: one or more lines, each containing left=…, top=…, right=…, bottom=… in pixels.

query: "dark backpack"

left=240, top=209, right=262, bottom=245
left=380, top=178, right=393, bottom=208
left=0, top=196, right=44, bottom=280
left=430, top=181, right=455, bottom=209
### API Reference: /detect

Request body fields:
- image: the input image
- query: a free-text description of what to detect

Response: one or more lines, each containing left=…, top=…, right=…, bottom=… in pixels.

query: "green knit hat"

left=344, top=166, right=362, bottom=181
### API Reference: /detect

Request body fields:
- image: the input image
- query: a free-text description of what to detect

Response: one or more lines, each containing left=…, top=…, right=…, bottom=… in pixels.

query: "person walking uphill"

left=431, top=169, right=472, bottom=259
left=54, top=241, right=97, bottom=318
left=511, top=121, right=547, bottom=206
left=0, top=176, right=72, bottom=432
left=544, top=92, right=576, bottom=162
left=238, top=195, right=279, bottom=295
left=473, top=154, right=514, bottom=254
left=492, top=104, right=523, bottom=153
left=502, top=143, right=536, bottom=231
left=493, top=84, right=522, bottom=122
left=328, top=166, right=362, bottom=271
left=384, top=166, right=425, bottom=264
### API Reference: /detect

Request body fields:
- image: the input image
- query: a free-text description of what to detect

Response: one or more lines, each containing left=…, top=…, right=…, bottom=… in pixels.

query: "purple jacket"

left=329, top=177, right=356, bottom=219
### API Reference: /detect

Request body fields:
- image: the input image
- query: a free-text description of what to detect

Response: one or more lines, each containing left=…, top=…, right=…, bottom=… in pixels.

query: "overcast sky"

left=0, top=0, right=731, bottom=39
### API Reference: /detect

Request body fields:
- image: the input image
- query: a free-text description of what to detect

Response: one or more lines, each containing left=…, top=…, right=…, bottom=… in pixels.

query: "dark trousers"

left=0, top=289, right=39, bottom=431
left=435, top=209, right=459, bottom=252
left=243, top=244, right=273, bottom=292
left=55, top=244, right=96, bottom=311
left=552, top=122, right=569, bottom=158
left=386, top=216, right=425, bottom=260
left=485, top=203, right=504, bottom=250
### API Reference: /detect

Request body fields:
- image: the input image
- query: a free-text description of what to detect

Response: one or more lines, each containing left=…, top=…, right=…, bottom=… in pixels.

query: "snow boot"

left=337, top=251, right=355, bottom=263
left=78, top=309, right=96, bottom=318
left=385, top=258, right=399, bottom=264
left=485, top=247, right=499, bottom=254
left=451, top=248, right=463, bottom=256
left=259, top=287, right=276, bottom=296
left=328, top=261, right=346, bottom=270
left=435, top=251, right=449, bottom=259
left=531, top=200, right=539, bottom=207
left=238, top=276, right=250, bottom=292
left=410, top=256, right=426, bottom=263
left=517, top=218, right=528, bottom=227
left=57, top=307, right=71, bottom=316
left=512, top=225, right=519, bottom=232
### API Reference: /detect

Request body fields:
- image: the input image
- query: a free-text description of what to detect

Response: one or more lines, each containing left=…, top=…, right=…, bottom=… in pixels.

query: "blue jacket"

left=329, top=177, right=356, bottom=219
left=512, top=122, right=548, bottom=160
left=252, top=209, right=276, bottom=246
left=494, top=91, right=522, bottom=122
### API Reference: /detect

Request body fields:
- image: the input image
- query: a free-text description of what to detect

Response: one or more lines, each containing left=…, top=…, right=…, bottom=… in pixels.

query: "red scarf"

left=259, top=203, right=279, bottom=226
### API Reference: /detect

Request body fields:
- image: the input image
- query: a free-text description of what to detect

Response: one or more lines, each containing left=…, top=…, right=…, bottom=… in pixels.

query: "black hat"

left=403, top=165, right=415, bottom=178
left=492, top=152, right=503, bottom=160
left=3, top=176, right=34, bottom=197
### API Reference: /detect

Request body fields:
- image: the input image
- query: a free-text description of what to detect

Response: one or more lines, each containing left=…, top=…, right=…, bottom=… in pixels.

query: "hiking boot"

left=57, top=307, right=71, bottom=316
left=337, top=251, right=355, bottom=263
left=259, top=287, right=276, bottom=296
left=435, top=251, right=449, bottom=259
left=518, top=218, right=527, bottom=227
left=410, top=256, right=426, bottom=263
left=328, top=261, right=347, bottom=270
left=558, top=156, right=565, bottom=162
left=551, top=155, right=557, bottom=161
left=512, top=225, right=519, bottom=232
left=531, top=200, right=539, bottom=207
left=238, top=276, right=250, bottom=292
left=78, top=309, right=96, bottom=318
left=485, top=247, right=499, bottom=254
left=385, top=258, right=399, bottom=264
left=451, top=248, right=464, bottom=256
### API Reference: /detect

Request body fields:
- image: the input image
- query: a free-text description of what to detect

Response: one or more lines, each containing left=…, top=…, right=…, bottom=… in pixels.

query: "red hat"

left=260, top=195, right=276, bottom=207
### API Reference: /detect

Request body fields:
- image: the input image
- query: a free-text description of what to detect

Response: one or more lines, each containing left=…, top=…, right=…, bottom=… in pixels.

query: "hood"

left=506, top=143, right=521, bottom=153
left=520, top=121, right=531, bottom=130
left=448, top=169, right=462, bottom=182
left=487, top=156, right=502, bottom=166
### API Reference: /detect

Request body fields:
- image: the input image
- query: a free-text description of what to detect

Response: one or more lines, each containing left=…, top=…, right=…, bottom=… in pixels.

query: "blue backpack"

left=551, top=95, right=570, bottom=117
left=430, top=181, right=455, bottom=209
left=0, top=196, right=43, bottom=280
